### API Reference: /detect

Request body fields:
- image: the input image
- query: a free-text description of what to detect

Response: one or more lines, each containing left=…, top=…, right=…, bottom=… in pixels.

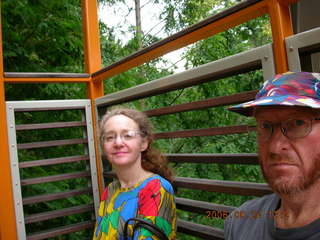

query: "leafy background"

left=3, top=0, right=272, bottom=239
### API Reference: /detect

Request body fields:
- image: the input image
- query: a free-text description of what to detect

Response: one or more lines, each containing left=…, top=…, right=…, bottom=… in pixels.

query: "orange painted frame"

left=92, top=0, right=297, bottom=83
left=0, top=6, right=18, bottom=240
left=81, top=0, right=104, bottom=196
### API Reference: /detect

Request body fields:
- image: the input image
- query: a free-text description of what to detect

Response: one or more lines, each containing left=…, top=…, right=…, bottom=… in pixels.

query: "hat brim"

left=228, top=95, right=320, bottom=116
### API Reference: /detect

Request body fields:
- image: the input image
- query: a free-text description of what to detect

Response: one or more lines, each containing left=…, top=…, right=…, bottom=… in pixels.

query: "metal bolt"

left=18, top=220, right=22, bottom=223
left=10, top=125, right=13, bottom=128
left=264, top=56, right=268, bottom=61
left=289, top=46, right=294, bottom=52
left=11, top=144, right=15, bottom=148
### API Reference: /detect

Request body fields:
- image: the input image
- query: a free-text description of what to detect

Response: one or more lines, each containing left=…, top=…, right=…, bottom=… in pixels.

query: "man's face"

left=255, top=106, right=320, bottom=195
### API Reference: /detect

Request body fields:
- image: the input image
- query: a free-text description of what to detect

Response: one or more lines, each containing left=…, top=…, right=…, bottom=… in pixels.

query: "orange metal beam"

left=92, top=0, right=269, bottom=82
left=267, top=0, right=294, bottom=73
left=0, top=8, right=18, bottom=240
left=4, top=77, right=90, bottom=83
left=81, top=0, right=104, bottom=196
left=82, top=0, right=102, bottom=74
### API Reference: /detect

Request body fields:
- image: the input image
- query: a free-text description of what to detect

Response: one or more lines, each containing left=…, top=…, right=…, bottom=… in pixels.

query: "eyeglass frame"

left=101, top=130, right=143, bottom=143
left=256, top=117, right=320, bottom=141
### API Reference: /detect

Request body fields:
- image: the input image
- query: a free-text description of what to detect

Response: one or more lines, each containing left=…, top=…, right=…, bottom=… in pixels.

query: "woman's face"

left=102, top=114, right=148, bottom=168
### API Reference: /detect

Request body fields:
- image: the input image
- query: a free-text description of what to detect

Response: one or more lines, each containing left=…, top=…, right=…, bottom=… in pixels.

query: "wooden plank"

left=17, top=138, right=88, bottom=150
left=174, top=177, right=271, bottom=196
left=16, top=121, right=87, bottom=131
left=19, top=155, right=90, bottom=168
left=176, top=197, right=235, bottom=219
left=165, top=153, right=258, bottom=165
left=154, top=125, right=256, bottom=139
left=21, top=171, right=91, bottom=186
left=177, top=219, right=224, bottom=240
left=144, top=90, right=257, bottom=117
left=23, top=188, right=92, bottom=205
left=24, top=204, right=94, bottom=224
left=26, top=220, right=95, bottom=240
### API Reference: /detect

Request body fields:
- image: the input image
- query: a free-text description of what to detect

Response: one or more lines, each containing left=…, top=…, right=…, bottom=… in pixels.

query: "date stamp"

left=206, top=210, right=289, bottom=220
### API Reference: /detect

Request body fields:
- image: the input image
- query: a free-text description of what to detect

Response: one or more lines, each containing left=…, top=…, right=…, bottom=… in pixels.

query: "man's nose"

left=268, top=126, right=290, bottom=153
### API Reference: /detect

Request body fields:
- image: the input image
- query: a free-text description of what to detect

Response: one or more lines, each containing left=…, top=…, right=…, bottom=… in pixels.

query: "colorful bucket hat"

left=228, top=71, right=320, bottom=116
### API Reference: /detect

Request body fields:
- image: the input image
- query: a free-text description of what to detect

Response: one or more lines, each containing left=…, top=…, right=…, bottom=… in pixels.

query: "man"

left=224, top=72, right=320, bottom=240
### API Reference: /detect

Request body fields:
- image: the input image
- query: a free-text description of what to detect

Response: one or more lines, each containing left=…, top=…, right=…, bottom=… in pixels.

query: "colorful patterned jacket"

left=93, top=174, right=176, bottom=240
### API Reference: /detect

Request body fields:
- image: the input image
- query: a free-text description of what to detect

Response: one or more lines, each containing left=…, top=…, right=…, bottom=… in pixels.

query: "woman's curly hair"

left=99, top=107, right=174, bottom=183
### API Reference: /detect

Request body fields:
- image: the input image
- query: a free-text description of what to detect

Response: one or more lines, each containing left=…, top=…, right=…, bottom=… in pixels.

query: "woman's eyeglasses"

left=102, top=130, right=141, bottom=143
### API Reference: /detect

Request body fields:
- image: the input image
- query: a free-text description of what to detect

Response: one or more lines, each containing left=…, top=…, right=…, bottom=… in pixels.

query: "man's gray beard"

left=260, top=154, right=320, bottom=195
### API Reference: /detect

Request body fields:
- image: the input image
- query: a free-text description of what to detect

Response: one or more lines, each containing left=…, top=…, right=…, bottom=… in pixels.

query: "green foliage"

left=2, top=0, right=84, bottom=72
left=3, top=0, right=274, bottom=239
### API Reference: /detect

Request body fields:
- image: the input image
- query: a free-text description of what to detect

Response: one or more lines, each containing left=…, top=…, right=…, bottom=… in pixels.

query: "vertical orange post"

left=267, top=0, right=294, bottom=73
left=0, top=7, right=18, bottom=240
left=81, top=0, right=105, bottom=195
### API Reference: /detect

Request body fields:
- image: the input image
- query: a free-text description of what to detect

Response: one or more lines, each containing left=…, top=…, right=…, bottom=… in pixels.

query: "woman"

left=93, top=108, right=176, bottom=240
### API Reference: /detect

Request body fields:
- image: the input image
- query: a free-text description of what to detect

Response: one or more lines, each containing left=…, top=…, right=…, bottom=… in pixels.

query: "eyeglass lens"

left=258, top=118, right=313, bottom=140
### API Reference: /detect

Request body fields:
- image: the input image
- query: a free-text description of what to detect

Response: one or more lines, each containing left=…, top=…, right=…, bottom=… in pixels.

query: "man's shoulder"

left=237, top=193, right=278, bottom=212
left=224, top=194, right=279, bottom=240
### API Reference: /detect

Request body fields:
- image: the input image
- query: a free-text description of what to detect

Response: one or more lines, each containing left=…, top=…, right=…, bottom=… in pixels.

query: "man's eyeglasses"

left=257, top=117, right=320, bottom=141
left=102, top=130, right=141, bottom=143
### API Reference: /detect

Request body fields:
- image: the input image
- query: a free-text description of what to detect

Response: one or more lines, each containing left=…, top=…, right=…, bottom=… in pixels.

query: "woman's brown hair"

left=99, top=107, right=174, bottom=183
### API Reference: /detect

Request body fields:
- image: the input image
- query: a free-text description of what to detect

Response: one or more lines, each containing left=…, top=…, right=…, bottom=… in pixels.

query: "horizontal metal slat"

left=95, top=60, right=261, bottom=108
left=21, top=171, right=91, bottom=186
left=24, top=204, right=94, bottom=224
left=165, top=153, right=258, bottom=164
left=144, top=90, right=257, bottom=117
left=16, top=121, right=87, bottom=131
left=23, top=188, right=92, bottom=205
left=17, top=138, right=88, bottom=150
left=175, top=197, right=235, bottom=218
left=154, top=125, right=256, bottom=139
left=174, top=177, right=271, bottom=196
left=26, top=220, right=95, bottom=240
left=14, top=106, right=85, bottom=112
left=5, top=72, right=90, bottom=78
left=19, top=155, right=90, bottom=168
left=177, top=219, right=224, bottom=240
